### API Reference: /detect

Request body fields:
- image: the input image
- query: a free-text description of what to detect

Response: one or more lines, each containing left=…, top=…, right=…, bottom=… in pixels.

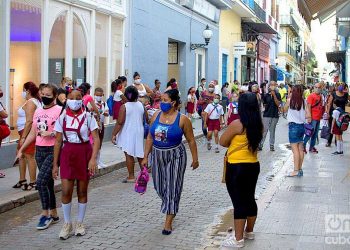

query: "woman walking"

left=18, top=84, right=61, bottom=229
left=284, top=85, right=307, bottom=177
left=111, top=86, right=147, bottom=183
left=219, top=92, right=263, bottom=248
left=53, top=89, right=100, bottom=240
left=141, top=89, right=199, bottom=235
left=13, top=82, right=42, bottom=190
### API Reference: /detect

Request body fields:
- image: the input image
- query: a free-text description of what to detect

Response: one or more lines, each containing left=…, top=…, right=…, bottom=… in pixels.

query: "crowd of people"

left=0, top=75, right=349, bottom=249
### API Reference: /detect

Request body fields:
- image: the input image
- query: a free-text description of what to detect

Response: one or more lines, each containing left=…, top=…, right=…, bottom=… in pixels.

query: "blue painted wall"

left=130, top=0, right=219, bottom=101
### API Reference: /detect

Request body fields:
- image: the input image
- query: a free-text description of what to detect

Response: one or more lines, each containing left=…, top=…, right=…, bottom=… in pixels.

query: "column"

left=65, top=8, right=73, bottom=78
left=41, top=0, right=49, bottom=82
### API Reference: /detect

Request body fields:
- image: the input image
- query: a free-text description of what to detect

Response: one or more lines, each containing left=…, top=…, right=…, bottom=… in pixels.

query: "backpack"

left=135, top=166, right=150, bottom=194
left=107, top=95, right=114, bottom=116
left=336, top=108, right=350, bottom=132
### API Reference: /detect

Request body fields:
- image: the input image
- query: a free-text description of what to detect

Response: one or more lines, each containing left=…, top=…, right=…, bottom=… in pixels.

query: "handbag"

left=304, top=123, right=314, bottom=137
left=222, top=143, right=248, bottom=183
left=321, top=125, right=330, bottom=140
left=135, top=166, right=150, bottom=194
left=0, top=120, right=10, bottom=147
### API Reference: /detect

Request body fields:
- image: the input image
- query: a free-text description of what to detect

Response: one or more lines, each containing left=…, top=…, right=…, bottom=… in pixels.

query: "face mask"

left=0, top=92, right=3, bottom=98
left=41, top=96, right=54, bottom=106
left=213, top=99, right=219, bottom=104
left=232, top=97, right=238, bottom=102
left=66, top=99, right=82, bottom=111
left=208, top=87, right=214, bottom=93
left=95, top=96, right=102, bottom=102
left=338, top=86, right=344, bottom=92
left=21, top=91, right=27, bottom=99
left=314, top=88, right=321, bottom=94
left=160, top=102, right=172, bottom=112
left=270, top=86, right=276, bottom=91
left=203, top=82, right=206, bottom=85
left=134, top=79, right=141, bottom=84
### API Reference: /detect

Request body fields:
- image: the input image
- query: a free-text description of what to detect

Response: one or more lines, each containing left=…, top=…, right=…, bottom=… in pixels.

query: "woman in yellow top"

left=219, top=92, right=263, bottom=248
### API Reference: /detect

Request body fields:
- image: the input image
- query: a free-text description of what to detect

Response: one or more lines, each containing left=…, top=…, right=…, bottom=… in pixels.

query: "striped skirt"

left=150, top=143, right=187, bottom=215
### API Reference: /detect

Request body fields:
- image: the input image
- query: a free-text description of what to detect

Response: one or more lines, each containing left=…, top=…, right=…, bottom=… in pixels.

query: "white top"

left=113, top=90, right=123, bottom=102
left=287, top=105, right=306, bottom=124
left=0, top=102, right=4, bottom=112
left=214, top=85, right=222, bottom=96
left=17, top=98, right=42, bottom=131
left=116, top=101, right=145, bottom=158
left=204, top=103, right=224, bottom=120
left=95, top=101, right=109, bottom=124
left=134, top=84, right=147, bottom=97
left=332, top=109, right=341, bottom=121
left=54, top=110, right=99, bottom=143
left=187, top=94, right=196, bottom=102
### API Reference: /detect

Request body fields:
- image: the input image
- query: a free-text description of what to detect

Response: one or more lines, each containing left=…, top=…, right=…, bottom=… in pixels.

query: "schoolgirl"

left=53, top=89, right=100, bottom=240
left=227, top=92, right=240, bottom=125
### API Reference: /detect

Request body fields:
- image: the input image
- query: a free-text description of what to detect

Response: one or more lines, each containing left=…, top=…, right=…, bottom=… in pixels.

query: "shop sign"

left=55, top=62, right=61, bottom=74
left=233, top=42, right=256, bottom=56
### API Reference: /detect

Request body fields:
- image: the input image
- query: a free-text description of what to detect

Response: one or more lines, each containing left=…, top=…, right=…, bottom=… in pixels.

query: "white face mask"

left=208, top=87, right=215, bottom=93
left=21, top=91, right=27, bottom=99
left=134, top=79, right=141, bottom=84
left=95, top=96, right=102, bottom=102
left=66, top=99, right=82, bottom=111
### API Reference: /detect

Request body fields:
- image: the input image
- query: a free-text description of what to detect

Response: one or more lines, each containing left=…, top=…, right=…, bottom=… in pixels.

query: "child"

left=331, top=99, right=344, bottom=155
left=227, top=92, right=239, bottom=125
left=112, top=79, right=126, bottom=121
left=53, top=89, right=100, bottom=240
left=186, top=87, right=197, bottom=120
left=204, top=94, right=224, bottom=153
left=94, top=87, right=109, bottom=168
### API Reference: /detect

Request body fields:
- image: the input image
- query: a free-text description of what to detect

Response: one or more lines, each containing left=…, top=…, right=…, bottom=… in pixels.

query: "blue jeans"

left=303, top=120, right=320, bottom=150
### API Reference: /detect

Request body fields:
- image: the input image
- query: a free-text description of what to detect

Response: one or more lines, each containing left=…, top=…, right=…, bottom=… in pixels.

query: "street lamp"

left=190, top=25, right=213, bottom=50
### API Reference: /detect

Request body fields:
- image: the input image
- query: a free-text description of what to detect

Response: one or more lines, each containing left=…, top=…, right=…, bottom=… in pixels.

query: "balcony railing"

left=287, top=45, right=302, bottom=63
left=280, top=15, right=299, bottom=36
left=241, top=0, right=254, bottom=10
left=253, top=1, right=266, bottom=22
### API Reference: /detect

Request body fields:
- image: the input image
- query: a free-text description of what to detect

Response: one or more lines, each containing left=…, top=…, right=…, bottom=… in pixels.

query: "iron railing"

left=280, top=15, right=299, bottom=36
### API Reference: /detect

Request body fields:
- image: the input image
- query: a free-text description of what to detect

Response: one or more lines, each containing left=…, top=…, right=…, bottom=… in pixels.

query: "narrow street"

left=0, top=119, right=291, bottom=249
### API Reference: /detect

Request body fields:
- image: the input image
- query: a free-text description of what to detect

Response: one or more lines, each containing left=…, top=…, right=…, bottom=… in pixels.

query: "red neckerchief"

left=66, top=108, right=84, bottom=126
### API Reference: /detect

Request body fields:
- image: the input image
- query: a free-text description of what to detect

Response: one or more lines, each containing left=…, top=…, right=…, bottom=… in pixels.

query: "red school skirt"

left=113, top=101, right=123, bottom=120
left=60, top=142, right=92, bottom=181
left=207, top=119, right=221, bottom=132
left=227, top=114, right=240, bottom=125
left=332, top=125, right=342, bottom=136
left=187, top=102, right=195, bottom=114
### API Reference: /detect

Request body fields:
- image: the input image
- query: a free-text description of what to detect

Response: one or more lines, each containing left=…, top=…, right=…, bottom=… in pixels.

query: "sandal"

left=25, top=182, right=37, bottom=191
left=12, top=179, right=27, bottom=189
left=0, top=172, right=5, bottom=178
left=121, top=178, right=136, bottom=183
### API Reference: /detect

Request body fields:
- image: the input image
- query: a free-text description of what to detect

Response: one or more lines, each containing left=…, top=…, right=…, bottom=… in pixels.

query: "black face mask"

left=42, top=96, right=54, bottom=106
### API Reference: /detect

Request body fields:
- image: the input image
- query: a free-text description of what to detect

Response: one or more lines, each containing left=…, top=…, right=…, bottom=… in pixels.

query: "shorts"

left=288, top=122, right=304, bottom=144
left=17, top=130, right=36, bottom=155
left=207, top=119, right=220, bottom=132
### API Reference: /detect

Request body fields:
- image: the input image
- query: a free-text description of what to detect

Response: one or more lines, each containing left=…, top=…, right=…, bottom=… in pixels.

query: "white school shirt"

left=94, top=100, right=109, bottom=124
left=332, top=109, right=341, bottom=121
left=113, top=90, right=123, bottom=102
left=204, top=103, right=224, bottom=120
left=54, top=110, right=99, bottom=143
left=187, top=94, right=196, bottom=102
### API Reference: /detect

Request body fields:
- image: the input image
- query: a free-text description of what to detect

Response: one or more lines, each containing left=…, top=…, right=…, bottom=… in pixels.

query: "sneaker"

left=207, top=142, right=212, bottom=150
left=59, top=223, right=73, bottom=240
left=309, top=147, right=318, bottom=154
left=221, top=236, right=244, bottom=248
left=243, top=231, right=255, bottom=240
left=36, top=215, right=53, bottom=230
left=75, top=222, right=86, bottom=236
left=215, top=147, right=220, bottom=153
left=51, top=216, right=60, bottom=224
left=270, top=145, right=275, bottom=151
left=332, top=151, right=342, bottom=155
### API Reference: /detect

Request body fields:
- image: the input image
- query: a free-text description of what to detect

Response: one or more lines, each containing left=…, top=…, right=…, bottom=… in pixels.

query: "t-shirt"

left=332, top=92, right=348, bottom=111
left=95, top=101, right=109, bottom=124
left=32, top=105, right=62, bottom=146
left=54, top=111, right=99, bottom=143
left=187, top=94, right=196, bottom=103
left=332, top=109, right=341, bottom=121
left=204, top=103, right=224, bottom=120
left=307, top=93, right=323, bottom=121
left=279, top=88, right=287, bottom=103
left=113, top=90, right=123, bottom=102
left=263, top=91, right=281, bottom=118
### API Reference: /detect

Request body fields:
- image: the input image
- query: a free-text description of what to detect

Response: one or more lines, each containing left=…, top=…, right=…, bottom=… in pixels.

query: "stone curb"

left=0, top=133, right=204, bottom=214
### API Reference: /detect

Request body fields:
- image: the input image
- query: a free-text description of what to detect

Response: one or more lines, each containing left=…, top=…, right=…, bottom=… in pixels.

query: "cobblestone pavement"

left=0, top=119, right=291, bottom=249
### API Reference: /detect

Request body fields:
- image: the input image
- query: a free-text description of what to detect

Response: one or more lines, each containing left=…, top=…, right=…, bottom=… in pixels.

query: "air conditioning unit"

left=180, top=0, right=194, bottom=9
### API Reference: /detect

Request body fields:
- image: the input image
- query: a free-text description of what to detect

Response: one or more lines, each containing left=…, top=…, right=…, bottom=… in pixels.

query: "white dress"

left=117, top=101, right=145, bottom=158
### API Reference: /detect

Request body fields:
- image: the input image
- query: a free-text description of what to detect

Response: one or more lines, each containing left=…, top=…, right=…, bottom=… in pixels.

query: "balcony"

left=286, top=45, right=302, bottom=64
left=241, top=0, right=255, bottom=10
left=280, top=15, right=299, bottom=36
left=253, top=1, right=266, bottom=22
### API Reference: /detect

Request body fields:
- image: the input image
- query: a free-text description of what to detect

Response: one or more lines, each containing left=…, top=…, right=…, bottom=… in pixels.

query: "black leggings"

left=225, top=162, right=260, bottom=219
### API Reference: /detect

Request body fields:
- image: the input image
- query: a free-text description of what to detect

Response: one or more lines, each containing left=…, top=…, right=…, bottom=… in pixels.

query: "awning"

left=272, top=66, right=292, bottom=81
left=242, top=22, right=278, bottom=34
left=326, top=51, right=346, bottom=63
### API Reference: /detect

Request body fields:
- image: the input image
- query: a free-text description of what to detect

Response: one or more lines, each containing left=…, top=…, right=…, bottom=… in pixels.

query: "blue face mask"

left=160, top=102, right=172, bottom=112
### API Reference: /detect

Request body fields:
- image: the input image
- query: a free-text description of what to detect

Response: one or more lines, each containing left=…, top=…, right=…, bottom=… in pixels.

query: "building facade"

left=0, top=0, right=126, bottom=168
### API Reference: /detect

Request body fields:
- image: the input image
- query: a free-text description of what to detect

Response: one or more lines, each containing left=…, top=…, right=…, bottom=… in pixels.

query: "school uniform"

left=95, top=100, right=109, bottom=146
left=54, top=109, right=98, bottom=181
left=227, top=101, right=239, bottom=125
left=204, top=103, right=224, bottom=131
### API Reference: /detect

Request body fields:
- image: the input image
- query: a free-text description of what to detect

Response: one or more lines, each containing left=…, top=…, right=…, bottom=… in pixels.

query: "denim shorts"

left=289, top=122, right=305, bottom=144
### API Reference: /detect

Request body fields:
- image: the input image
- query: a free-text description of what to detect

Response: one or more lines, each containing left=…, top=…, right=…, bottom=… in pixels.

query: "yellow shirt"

left=279, top=88, right=287, bottom=102
left=227, top=133, right=258, bottom=164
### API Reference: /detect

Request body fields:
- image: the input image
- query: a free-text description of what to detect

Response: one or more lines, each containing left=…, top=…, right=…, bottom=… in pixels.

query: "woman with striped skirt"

left=142, top=89, right=199, bottom=235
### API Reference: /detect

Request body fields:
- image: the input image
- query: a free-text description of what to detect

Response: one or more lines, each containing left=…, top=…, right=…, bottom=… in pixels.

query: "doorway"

left=195, top=48, right=206, bottom=89
left=222, top=54, right=228, bottom=84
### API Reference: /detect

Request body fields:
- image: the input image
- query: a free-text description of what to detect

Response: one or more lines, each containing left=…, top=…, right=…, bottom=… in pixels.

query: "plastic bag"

left=135, top=166, right=150, bottom=195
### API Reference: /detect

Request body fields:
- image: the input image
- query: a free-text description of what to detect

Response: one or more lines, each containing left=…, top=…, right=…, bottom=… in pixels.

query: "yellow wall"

left=219, top=10, right=242, bottom=84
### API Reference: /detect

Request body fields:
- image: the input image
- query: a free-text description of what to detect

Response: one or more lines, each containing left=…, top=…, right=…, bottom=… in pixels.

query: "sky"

left=311, top=15, right=337, bottom=81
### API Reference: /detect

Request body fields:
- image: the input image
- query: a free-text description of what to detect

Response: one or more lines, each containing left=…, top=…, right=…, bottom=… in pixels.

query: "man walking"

left=304, top=82, right=324, bottom=153
left=259, top=81, right=281, bottom=151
